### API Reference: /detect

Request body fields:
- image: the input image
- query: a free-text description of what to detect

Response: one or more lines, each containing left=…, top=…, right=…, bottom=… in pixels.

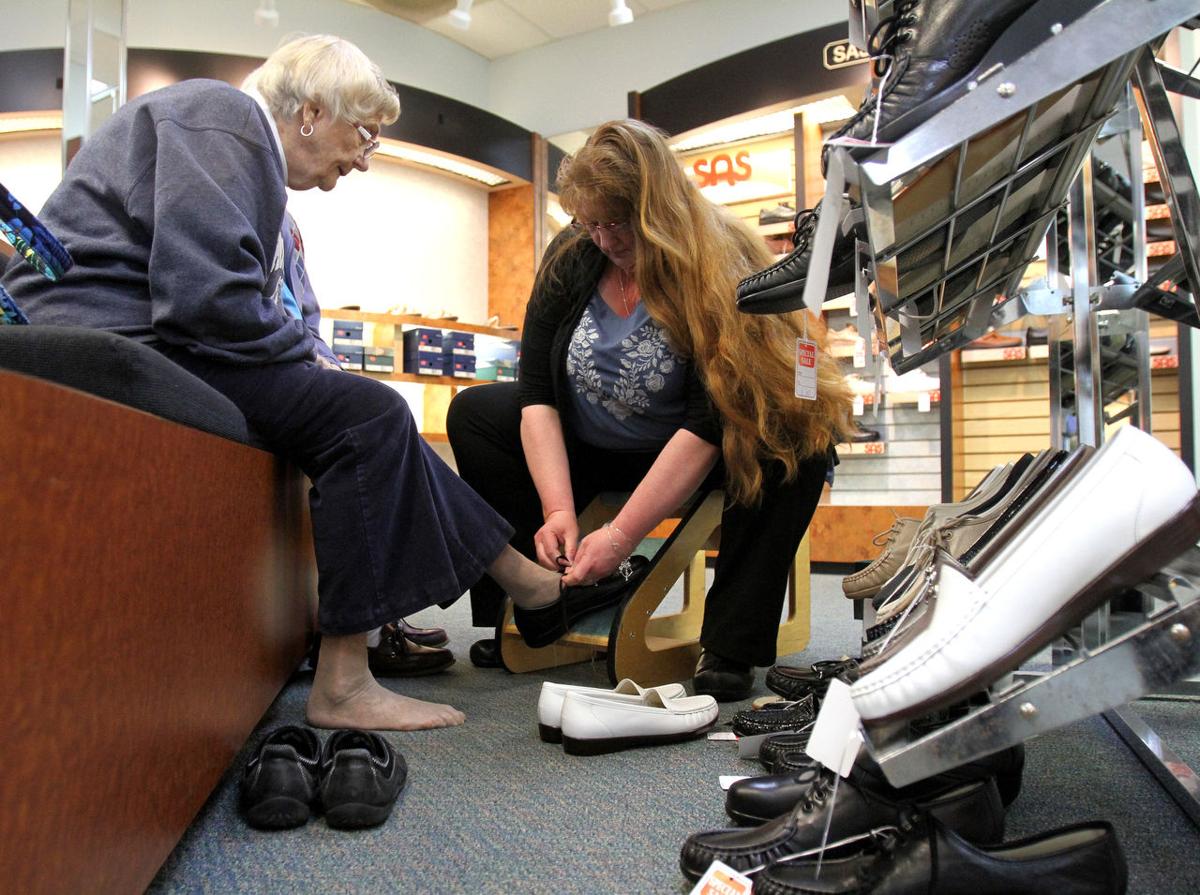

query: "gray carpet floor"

left=149, top=574, right=1200, bottom=894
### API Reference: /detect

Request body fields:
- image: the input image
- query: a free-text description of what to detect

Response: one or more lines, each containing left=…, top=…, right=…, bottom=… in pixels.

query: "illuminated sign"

left=823, top=39, right=871, bottom=70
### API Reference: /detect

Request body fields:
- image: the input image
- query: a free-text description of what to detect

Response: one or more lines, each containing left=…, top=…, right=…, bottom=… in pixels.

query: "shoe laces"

left=791, top=207, right=819, bottom=250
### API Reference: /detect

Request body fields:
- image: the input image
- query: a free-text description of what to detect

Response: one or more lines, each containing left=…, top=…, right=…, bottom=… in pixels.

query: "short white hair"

left=244, top=34, right=400, bottom=126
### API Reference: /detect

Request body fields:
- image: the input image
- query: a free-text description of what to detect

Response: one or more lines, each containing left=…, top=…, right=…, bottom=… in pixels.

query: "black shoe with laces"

left=318, top=729, right=408, bottom=829
left=736, top=205, right=861, bottom=316
left=238, top=725, right=321, bottom=830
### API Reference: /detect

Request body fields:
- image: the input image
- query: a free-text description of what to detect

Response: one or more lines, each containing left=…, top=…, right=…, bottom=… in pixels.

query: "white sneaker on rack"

left=885, top=365, right=940, bottom=393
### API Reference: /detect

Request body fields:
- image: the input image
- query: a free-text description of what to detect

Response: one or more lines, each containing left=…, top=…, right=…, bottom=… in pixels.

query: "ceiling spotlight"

left=253, top=0, right=279, bottom=27
left=608, top=0, right=634, bottom=27
left=449, top=0, right=473, bottom=30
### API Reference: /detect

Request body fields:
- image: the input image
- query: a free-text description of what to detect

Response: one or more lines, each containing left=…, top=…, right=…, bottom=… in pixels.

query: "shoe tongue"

left=329, top=729, right=379, bottom=757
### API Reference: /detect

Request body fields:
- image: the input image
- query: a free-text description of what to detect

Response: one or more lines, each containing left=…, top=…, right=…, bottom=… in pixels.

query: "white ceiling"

left=344, top=0, right=698, bottom=60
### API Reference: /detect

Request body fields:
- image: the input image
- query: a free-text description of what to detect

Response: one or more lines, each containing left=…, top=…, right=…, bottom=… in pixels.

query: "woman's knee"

left=446, top=381, right=520, bottom=445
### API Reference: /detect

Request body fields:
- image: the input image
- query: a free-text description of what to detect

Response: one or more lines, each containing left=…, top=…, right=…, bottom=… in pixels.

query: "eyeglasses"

left=573, top=219, right=631, bottom=237
left=355, top=124, right=381, bottom=161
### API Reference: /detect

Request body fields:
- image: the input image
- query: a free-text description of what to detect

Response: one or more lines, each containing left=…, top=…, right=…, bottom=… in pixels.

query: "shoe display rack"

left=816, top=0, right=1200, bottom=825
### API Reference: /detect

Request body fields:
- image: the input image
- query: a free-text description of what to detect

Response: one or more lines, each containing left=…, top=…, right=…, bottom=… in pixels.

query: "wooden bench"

left=498, top=491, right=811, bottom=686
left=0, top=368, right=315, bottom=894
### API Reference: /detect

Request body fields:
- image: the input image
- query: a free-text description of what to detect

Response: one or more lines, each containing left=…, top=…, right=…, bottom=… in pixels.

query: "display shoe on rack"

left=694, top=649, right=756, bottom=702
left=736, top=204, right=861, bottom=316
left=731, top=693, right=819, bottom=737
left=367, top=623, right=455, bottom=676
left=317, top=729, right=407, bottom=830
left=536, top=678, right=687, bottom=743
left=512, top=555, right=650, bottom=648
left=851, top=425, right=1200, bottom=725
left=822, top=0, right=1046, bottom=170
left=842, top=518, right=920, bottom=600
left=396, top=617, right=448, bottom=648
left=847, top=422, right=882, bottom=443
left=728, top=743, right=1025, bottom=826
left=678, top=771, right=1004, bottom=882
left=753, top=814, right=1126, bottom=895
left=238, top=725, right=321, bottom=830
left=559, top=687, right=719, bottom=756
left=759, top=202, right=797, bottom=226
left=765, top=659, right=860, bottom=701
left=966, top=329, right=1027, bottom=350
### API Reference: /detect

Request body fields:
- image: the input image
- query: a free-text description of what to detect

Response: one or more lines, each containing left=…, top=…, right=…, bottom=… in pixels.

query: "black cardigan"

left=517, top=232, right=722, bottom=447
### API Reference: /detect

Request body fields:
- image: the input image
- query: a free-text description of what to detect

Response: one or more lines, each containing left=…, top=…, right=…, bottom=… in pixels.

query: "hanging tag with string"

left=795, top=311, right=818, bottom=401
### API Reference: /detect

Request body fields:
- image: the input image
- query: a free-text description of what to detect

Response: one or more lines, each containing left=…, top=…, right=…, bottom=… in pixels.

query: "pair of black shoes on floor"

left=239, top=725, right=407, bottom=830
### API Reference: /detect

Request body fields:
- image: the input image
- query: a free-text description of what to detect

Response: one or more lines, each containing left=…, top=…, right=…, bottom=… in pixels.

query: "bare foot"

left=307, top=676, right=465, bottom=731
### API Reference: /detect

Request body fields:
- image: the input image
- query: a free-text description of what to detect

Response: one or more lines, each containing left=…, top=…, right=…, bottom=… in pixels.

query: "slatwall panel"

left=830, top=405, right=943, bottom=505
left=959, top=359, right=1050, bottom=494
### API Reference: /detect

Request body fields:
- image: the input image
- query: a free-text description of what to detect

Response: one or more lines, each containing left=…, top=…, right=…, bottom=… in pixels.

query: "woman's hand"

left=561, top=524, right=631, bottom=586
left=533, top=508, right=579, bottom=571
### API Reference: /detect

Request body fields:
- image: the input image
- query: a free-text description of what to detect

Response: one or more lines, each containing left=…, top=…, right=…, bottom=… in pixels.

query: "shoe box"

left=364, top=347, right=395, bottom=373
left=475, top=336, right=520, bottom=381
left=442, top=331, right=476, bottom=378
left=403, top=327, right=444, bottom=376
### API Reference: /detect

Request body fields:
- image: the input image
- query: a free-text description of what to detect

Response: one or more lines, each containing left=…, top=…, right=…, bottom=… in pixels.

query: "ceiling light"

left=449, top=0, right=472, bottom=30
left=0, top=111, right=63, bottom=134
left=609, top=0, right=634, bottom=27
left=373, top=139, right=510, bottom=187
left=669, top=95, right=859, bottom=152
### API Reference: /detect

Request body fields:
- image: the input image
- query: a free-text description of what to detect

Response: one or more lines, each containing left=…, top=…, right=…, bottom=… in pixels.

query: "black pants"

left=160, top=348, right=513, bottom=636
left=446, top=382, right=827, bottom=667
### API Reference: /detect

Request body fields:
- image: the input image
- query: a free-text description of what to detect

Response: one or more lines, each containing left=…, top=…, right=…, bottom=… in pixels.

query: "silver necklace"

left=615, top=267, right=637, bottom=316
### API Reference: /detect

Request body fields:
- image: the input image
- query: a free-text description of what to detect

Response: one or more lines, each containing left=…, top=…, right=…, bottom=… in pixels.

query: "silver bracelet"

left=603, top=522, right=635, bottom=581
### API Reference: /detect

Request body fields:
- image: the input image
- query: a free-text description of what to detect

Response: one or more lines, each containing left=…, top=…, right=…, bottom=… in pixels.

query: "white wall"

left=0, top=132, right=62, bottom=211
left=488, top=0, right=846, bottom=138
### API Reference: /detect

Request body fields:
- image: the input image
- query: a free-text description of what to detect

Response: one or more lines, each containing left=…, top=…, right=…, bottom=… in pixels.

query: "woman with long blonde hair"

left=449, top=119, right=851, bottom=697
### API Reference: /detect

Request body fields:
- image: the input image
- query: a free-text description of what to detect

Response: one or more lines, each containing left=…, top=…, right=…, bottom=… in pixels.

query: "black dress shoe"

left=318, top=729, right=407, bottom=830
left=694, top=649, right=755, bottom=702
left=731, top=694, right=817, bottom=737
left=512, top=556, right=650, bottom=649
left=736, top=206, right=860, bottom=316
left=368, top=624, right=455, bottom=676
left=396, top=617, right=448, bottom=648
left=753, top=814, right=1126, bottom=895
left=679, top=772, right=1004, bottom=882
left=759, top=730, right=816, bottom=772
left=239, top=725, right=321, bottom=830
left=824, top=0, right=1043, bottom=172
left=731, top=743, right=1025, bottom=826
left=765, top=659, right=859, bottom=701
left=469, top=637, right=504, bottom=668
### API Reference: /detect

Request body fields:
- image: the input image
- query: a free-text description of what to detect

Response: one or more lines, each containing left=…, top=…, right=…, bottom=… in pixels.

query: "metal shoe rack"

left=819, top=0, right=1200, bottom=822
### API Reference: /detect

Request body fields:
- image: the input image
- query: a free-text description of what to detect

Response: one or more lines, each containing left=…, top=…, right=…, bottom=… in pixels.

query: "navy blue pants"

left=446, top=382, right=828, bottom=667
left=161, top=348, right=513, bottom=635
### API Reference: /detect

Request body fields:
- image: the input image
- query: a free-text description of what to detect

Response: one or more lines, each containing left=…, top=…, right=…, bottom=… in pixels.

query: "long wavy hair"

left=550, top=119, right=852, bottom=505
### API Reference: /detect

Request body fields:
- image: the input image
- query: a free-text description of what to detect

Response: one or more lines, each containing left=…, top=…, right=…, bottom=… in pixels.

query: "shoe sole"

left=864, top=492, right=1200, bottom=728
left=538, top=723, right=563, bottom=744
left=243, top=796, right=311, bottom=830
left=561, top=718, right=718, bottom=756
left=324, top=801, right=395, bottom=829
left=368, top=656, right=456, bottom=677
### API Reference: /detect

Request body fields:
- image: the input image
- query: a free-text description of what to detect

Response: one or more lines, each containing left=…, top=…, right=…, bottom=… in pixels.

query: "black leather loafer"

left=469, top=637, right=504, bottom=668
left=318, top=729, right=407, bottom=830
left=679, top=772, right=1004, bottom=882
left=397, top=617, right=448, bottom=648
left=368, top=624, right=455, bottom=676
left=694, top=649, right=755, bottom=702
left=759, top=729, right=816, bottom=772
left=239, top=725, right=321, bottom=830
left=512, top=556, right=650, bottom=648
left=765, top=659, right=859, bottom=701
left=753, top=814, right=1126, bottom=895
left=731, top=694, right=817, bottom=737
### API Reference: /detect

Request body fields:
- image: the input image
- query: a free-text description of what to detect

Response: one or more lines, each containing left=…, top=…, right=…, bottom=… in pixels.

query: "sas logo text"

left=823, top=39, right=871, bottom=70
left=692, top=151, right=752, bottom=188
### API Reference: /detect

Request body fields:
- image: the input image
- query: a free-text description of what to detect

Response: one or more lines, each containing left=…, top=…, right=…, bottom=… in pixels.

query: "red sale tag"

left=795, top=338, right=818, bottom=401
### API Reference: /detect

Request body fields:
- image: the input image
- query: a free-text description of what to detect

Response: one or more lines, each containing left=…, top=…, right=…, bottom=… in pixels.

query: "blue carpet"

left=149, top=574, right=1200, bottom=893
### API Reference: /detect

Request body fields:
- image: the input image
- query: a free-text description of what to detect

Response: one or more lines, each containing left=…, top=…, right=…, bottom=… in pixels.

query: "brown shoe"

left=396, top=617, right=448, bottom=648
left=842, top=517, right=920, bottom=599
left=368, top=624, right=455, bottom=676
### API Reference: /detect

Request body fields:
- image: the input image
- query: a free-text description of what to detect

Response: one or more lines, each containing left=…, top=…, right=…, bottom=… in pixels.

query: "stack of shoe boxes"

left=442, top=331, right=476, bottom=379
left=475, top=337, right=519, bottom=381
left=403, top=327, right=443, bottom=376
left=363, top=346, right=395, bottom=373
left=332, top=320, right=364, bottom=371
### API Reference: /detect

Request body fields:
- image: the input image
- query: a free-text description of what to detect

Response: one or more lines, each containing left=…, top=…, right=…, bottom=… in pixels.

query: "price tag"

left=689, top=860, right=754, bottom=895
left=806, top=679, right=864, bottom=777
left=795, top=338, right=818, bottom=401
left=719, top=775, right=751, bottom=790
left=707, top=731, right=737, bottom=742
left=852, top=337, right=866, bottom=368
left=917, top=391, right=932, bottom=413
left=852, top=394, right=865, bottom=417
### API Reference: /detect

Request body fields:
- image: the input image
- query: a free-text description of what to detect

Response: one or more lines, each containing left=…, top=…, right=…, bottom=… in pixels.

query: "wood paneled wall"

left=487, top=184, right=536, bottom=329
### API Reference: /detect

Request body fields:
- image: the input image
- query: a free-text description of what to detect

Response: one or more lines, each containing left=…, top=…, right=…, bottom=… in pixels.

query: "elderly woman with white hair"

left=2, top=35, right=604, bottom=732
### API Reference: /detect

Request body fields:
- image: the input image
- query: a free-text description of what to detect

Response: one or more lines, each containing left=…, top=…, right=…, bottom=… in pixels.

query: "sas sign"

left=823, top=39, right=871, bottom=70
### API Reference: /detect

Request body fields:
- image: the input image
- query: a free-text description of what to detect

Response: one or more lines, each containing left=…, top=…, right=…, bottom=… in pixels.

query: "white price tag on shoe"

left=719, top=775, right=751, bottom=790
left=795, top=338, right=818, bottom=401
left=805, top=679, right=863, bottom=777
left=689, top=860, right=753, bottom=895
left=853, top=337, right=866, bottom=368
left=918, top=390, right=932, bottom=413
left=852, top=394, right=865, bottom=417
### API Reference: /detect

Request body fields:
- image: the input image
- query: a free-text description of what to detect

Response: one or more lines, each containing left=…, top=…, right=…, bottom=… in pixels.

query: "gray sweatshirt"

left=2, top=78, right=314, bottom=364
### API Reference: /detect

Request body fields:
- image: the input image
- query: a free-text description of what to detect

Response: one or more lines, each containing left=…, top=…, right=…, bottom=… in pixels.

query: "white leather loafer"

left=537, top=678, right=687, bottom=743
left=851, top=425, right=1200, bottom=725
left=559, top=688, right=719, bottom=755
